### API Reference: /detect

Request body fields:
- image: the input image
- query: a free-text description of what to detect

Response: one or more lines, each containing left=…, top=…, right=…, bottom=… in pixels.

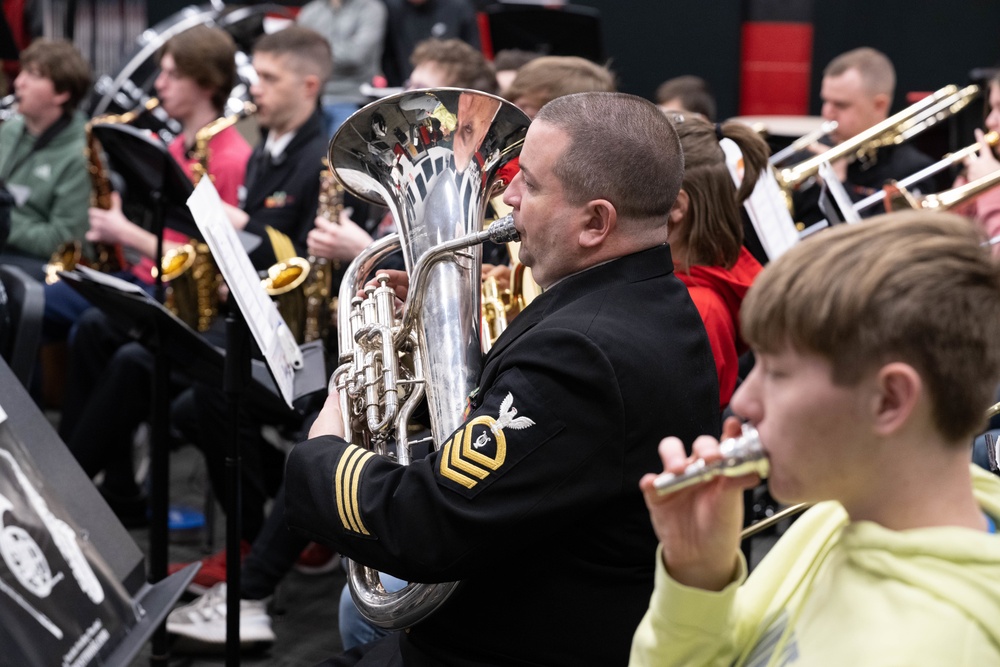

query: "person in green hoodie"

left=0, top=38, right=91, bottom=281
left=632, top=210, right=1000, bottom=667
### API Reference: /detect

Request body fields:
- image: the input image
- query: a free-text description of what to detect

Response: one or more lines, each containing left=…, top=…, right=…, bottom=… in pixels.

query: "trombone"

left=811, top=131, right=1000, bottom=228
left=778, top=84, right=982, bottom=193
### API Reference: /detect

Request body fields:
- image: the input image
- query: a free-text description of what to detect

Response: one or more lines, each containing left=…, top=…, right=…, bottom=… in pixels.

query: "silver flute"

left=654, top=423, right=769, bottom=495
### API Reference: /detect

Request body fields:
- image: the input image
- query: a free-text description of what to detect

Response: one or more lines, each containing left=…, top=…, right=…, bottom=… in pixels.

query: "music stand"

left=60, top=267, right=325, bottom=666
left=481, top=3, right=605, bottom=62
left=0, top=355, right=198, bottom=667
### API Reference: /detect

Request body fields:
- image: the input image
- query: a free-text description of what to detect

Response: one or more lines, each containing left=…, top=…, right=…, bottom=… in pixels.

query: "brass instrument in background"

left=160, top=100, right=257, bottom=330
left=43, top=98, right=161, bottom=284
left=883, top=145, right=1000, bottom=214
left=329, top=88, right=529, bottom=628
left=158, top=242, right=220, bottom=332
left=778, top=84, right=982, bottom=194
left=262, top=157, right=345, bottom=344
left=481, top=261, right=529, bottom=350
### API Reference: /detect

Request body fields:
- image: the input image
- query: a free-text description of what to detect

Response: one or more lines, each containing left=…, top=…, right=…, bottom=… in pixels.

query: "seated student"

left=631, top=211, right=1000, bottom=666
left=0, top=38, right=91, bottom=281
left=60, top=26, right=331, bottom=527
left=492, top=48, right=541, bottom=97
left=655, top=75, right=716, bottom=121
left=958, top=69, right=1000, bottom=250
left=43, top=24, right=251, bottom=347
left=667, top=113, right=766, bottom=408
left=503, top=55, right=615, bottom=120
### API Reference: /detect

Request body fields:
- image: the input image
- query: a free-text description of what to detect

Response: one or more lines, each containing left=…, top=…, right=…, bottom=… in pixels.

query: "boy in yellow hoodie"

left=631, top=210, right=1000, bottom=666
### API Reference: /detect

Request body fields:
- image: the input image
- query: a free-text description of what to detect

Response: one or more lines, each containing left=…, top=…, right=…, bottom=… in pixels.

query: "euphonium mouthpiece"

left=654, top=423, right=768, bottom=495
left=486, top=214, right=519, bottom=244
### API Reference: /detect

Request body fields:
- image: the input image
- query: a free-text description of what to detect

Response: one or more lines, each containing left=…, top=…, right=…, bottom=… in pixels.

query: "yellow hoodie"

left=630, top=466, right=1000, bottom=666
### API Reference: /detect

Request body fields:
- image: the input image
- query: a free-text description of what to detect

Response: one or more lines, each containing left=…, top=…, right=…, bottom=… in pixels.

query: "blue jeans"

left=338, top=573, right=406, bottom=650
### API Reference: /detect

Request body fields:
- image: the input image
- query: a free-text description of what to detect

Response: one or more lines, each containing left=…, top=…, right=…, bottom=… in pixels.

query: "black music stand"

left=59, top=267, right=325, bottom=666
left=481, top=3, right=605, bottom=62
left=0, top=355, right=198, bottom=667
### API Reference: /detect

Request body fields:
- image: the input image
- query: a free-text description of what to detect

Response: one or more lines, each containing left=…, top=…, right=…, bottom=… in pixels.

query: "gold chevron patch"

left=439, top=415, right=508, bottom=489
left=335, top=445, right=375, bottom=535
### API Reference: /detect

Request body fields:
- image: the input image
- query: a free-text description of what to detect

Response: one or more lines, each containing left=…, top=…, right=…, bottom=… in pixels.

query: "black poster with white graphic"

left=0, top=405, right=140, bottom=667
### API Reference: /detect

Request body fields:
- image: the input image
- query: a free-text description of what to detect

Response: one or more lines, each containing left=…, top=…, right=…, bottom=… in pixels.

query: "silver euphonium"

left=328, top=88, right=529, bottom=629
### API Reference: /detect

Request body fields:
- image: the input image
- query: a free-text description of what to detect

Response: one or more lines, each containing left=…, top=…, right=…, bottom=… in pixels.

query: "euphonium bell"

left=328, top=88, right=529, bottom=629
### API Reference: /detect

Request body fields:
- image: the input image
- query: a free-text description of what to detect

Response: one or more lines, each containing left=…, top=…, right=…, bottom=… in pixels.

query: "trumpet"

left=654, top=423, right=769, bottom=495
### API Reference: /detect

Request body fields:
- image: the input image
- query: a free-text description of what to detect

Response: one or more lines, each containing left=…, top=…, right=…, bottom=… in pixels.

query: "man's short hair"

left=535, top=92, right=683, bottom=224
left=742, top=211, right=1000, bottom=442
left=159, top=25, right=238, bottom=114
left=254, top=26, right=333, bottom=89
left=20, top=38, right=91, bottom=113
left=504, top=56, right=615, bottom=108
left=410, top=38, right=497, bottom=94
left=655, top=75, right=716, bottom=121
left=671, top=114, right=770, bottom=268
left=823, top=47, right=895, bottom=98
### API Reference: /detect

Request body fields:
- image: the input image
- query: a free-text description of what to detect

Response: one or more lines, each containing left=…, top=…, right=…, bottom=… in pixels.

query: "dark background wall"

left=145, top=0, right=1000, bottom=122
left=573, top=0, right=1000, bottom=120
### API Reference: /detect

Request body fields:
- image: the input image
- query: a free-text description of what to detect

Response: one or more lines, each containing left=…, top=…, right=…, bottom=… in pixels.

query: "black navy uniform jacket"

left=286, top=243, right=721, bottom=666
left=242, top=109, right=326, bottom=268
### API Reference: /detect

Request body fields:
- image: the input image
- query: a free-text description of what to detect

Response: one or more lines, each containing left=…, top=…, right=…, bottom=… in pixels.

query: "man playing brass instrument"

left=285, top=92, right=720, bottom=666
left=792, top=47, right=937, bottom=225
left=632, top=212, right=1000, bottom=666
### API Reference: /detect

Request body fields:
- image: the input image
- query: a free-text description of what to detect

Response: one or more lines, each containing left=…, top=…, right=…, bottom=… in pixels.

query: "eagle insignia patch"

left=439, top=392, right=535, bottom=491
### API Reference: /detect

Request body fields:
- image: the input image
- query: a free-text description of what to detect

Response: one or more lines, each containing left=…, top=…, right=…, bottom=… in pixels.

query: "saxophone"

left=304, top=158, right=344, bottom=343
left=161, top=101, right=256, bottom=331
left=42, top=100, right=159, bottom=284
left=262, top=158, right=343, bottom=344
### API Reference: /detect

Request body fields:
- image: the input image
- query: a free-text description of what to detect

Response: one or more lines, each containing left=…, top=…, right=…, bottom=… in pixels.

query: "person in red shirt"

left=665, top=112, right=770, bottom=408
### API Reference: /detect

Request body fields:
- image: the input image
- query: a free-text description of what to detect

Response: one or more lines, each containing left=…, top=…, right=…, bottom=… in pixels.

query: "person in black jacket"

left=285, top=92, right=721, bottom=667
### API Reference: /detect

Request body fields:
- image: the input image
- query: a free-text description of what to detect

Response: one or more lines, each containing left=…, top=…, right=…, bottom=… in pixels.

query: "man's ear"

left=578, top=199, right=616, bottom=248
left=871, top=362, right=921, bottom=436
left=669, top=189, right=689, bottom=224
left=872, top=92, right=891, bottom=117
left=302, top=73, right=321, bottom=98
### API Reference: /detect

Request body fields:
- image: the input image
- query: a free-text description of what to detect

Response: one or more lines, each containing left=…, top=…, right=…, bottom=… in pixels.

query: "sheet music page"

left=720, top=138, right=800, bottom=261
left=186, top=179, right=295, bottom=408
left=73, top=265, right=149, bottom=296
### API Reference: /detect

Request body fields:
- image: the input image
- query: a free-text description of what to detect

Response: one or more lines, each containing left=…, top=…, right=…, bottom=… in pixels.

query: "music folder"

left=58, top=267, right=326, bottom=410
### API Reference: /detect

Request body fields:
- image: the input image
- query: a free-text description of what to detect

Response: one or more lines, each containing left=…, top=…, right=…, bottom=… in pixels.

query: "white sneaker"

left=167, top=582, right=275, bottom=649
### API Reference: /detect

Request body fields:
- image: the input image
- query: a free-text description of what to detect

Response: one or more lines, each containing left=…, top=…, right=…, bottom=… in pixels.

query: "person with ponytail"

left=665, top=113, right=769, bottom=407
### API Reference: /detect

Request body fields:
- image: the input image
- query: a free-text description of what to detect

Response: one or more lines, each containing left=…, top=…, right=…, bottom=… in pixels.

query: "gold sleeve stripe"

left=335, top=445, right=374, bottom=535
left=439, top=433, right=477, bottom=489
